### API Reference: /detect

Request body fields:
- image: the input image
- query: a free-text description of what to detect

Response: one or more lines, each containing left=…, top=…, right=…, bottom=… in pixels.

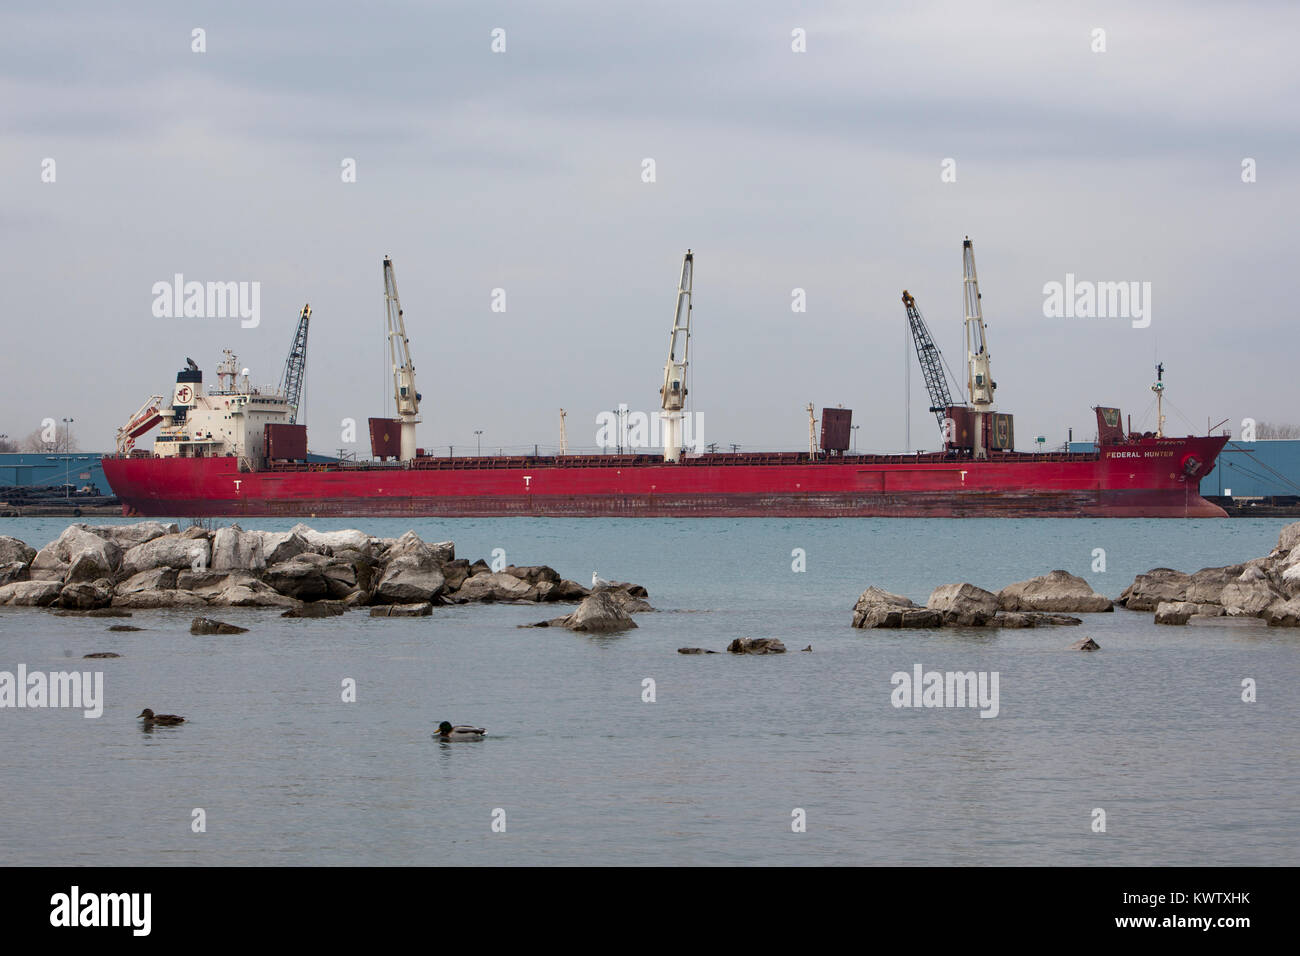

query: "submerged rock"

left=1068, top=637, right=1101, bottom=651
left=526, top=591, right=638, bottom=632
left=282, top=602, right=347, bottom=618
left=677, top=647, right=717, bottom=654
left=190, top=617, right=249, bottom=635
left=84, top=651, right=123, bottom=657
left=369, top=602, right=433, bottom=617
left=727, top=637, right=786, bottom=655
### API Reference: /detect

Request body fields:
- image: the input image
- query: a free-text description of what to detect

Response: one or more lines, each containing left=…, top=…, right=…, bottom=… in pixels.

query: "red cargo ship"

left=102, top=247, right=1229, bottom=518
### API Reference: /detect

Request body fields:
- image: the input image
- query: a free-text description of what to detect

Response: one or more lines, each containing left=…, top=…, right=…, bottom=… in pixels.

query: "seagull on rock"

left=592, top=570, right=612, bottom=589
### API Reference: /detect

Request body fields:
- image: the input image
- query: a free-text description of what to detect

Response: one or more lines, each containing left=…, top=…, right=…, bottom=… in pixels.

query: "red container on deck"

left=369, top=418, right=401, bottom=460
left=265, top=423, right=307, bottom=461
left=820, top=408, right=852, bottom=452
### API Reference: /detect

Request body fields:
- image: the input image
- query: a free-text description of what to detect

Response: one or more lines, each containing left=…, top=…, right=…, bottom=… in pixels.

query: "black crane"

left=902, top=290, right=957, bottom=430
left=278, top=303, right=311, bottom=424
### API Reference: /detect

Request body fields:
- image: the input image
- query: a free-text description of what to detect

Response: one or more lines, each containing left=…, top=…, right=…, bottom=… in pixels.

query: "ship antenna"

left=1151, top=362, right=1166, bottom=439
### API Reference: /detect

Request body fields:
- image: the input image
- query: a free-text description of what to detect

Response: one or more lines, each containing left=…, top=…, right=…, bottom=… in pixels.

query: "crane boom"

left=278, top=303, right=311, bottom=424
left=901, top=290, right=956, bottom=431
left=383, top=256, right=421, bottom=461
left=962, top=237, right=995, bottom=408
left=659, top=249, right=693, bottom=462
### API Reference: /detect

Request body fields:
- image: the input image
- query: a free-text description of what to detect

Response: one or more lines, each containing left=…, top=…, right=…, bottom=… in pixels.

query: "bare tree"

left=0, top=435, right=16, bottom=453
left=20, top=427, right=71, bottom=453
left=1256, top=422, right=1300, bottom=440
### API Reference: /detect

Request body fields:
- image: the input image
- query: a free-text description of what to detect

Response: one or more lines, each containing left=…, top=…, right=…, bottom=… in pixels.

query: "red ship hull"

left=103, top=436, right=1230, bottom=518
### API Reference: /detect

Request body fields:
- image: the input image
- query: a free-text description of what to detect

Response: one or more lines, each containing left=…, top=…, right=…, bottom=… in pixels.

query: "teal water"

left=0, top=517, right=1296, bottom=865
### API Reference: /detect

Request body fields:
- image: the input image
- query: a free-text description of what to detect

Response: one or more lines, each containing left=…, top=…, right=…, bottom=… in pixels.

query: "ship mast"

left=559, top=408, right=569, bottom=456
left=1152, top=362, right=1166, bottom=438
left=383, top=256, right=421, bottom=462
left=659, top=250, right=693, bottom=462
left=962, top=237, right=996, bottom=458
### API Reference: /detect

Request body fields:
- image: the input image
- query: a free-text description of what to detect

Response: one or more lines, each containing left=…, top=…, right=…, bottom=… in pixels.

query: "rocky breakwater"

left=0, top=522, right=646, bottom=616
left=1119, top=520, right=1300, bottom=627
left=852, top=571, right=1110, bottom=630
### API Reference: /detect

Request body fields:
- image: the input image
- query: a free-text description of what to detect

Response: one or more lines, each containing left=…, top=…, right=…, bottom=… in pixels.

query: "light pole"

left=852, top=425, right=860, bottom=452
left=62, top=417, right=74, bottom=498
left=474, top=430, right=483, bottom=456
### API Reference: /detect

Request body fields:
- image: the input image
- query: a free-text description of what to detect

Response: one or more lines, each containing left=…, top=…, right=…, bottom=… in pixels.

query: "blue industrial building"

left=0, top=453, right=111, bottom=495
left=1204, top=441, right=1300, bottom=499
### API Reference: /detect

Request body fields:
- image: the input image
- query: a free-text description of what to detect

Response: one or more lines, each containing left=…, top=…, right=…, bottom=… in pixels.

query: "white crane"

left=962, top=237, right=996, bottom=458
left=962, top=237, right=995, bottom=409
left=383, top=256, right=421, bottom=461
left=659, top=250, right=693, bottom=462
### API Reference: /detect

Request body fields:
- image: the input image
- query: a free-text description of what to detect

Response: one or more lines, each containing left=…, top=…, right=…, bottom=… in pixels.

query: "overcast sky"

left=3, top=0, right=1297, bottom=456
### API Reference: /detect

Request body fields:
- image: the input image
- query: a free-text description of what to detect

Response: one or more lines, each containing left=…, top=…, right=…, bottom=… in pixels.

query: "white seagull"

left=592, top=570, right=612, bottom=589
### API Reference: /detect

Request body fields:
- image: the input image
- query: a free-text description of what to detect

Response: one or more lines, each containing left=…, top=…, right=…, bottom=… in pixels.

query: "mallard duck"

left=137, top=708, right=185, bottom=725
left=436, top=720, right=485, bottom=741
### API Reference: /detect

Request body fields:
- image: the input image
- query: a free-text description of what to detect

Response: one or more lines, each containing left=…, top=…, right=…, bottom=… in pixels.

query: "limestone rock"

left=927, top=583, right=1000, bottom=626
left=374, top=560, right=446, bottom=604
left=552, top=579, right=591, bottom=601
left=0, top=580, right=62, bottom=606
left=677, top=647, right=718, bottom=654
left=1069, top=637, right=1101, bottom=651
left=28, top=546, right=69, bottom=582
left=0, top=561, right=29, bottom=586
left=852, top=586, right=917, bottom=628
left=120, top=533, right=211, bottom=576
left=288, top=524, right=376, bottom=556
left=1154, top=601, right=1197, bottom=625
left=533, top=591, right=638, bottom=632
left=1119, top=569, right=1191, bottom=611
left=264, top=559, right=331, bottom=601
left=997, top=570, right=1112, bottom=612
left=453, top=571, right=531, bottom=603
left=58, top=580, right=113, bottom=610
left=1220, top=571, right=1282, bottom=617
left=116, top=567, right=177, bottom=594
left=1186, top=565, right=1244, bottom=605
left=0, top=535, right=36, bottom=566
left=211, top=525, right=266, bottom=572
left=78, top=521, right=178, bottom=549
left=257, top=530, right=309, bottom=565
left=112, top=589, right=207, bottom=608
left=1262, top=596, right=1300, bottom=627
left=51, top=526, right=123, bottom=578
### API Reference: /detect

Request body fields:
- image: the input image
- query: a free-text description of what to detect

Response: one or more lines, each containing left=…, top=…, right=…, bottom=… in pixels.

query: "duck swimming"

left=137, top=708, right=185, bottom=725
left=436, top=721, right=485, bottom=741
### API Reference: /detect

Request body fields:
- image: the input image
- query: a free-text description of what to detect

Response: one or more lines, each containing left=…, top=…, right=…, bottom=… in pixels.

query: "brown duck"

left=137, top=708, right=185, bottom=726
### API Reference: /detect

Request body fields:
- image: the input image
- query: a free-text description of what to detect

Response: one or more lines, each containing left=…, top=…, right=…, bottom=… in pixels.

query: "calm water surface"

left=1, top=517, right=1296, bottom=865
